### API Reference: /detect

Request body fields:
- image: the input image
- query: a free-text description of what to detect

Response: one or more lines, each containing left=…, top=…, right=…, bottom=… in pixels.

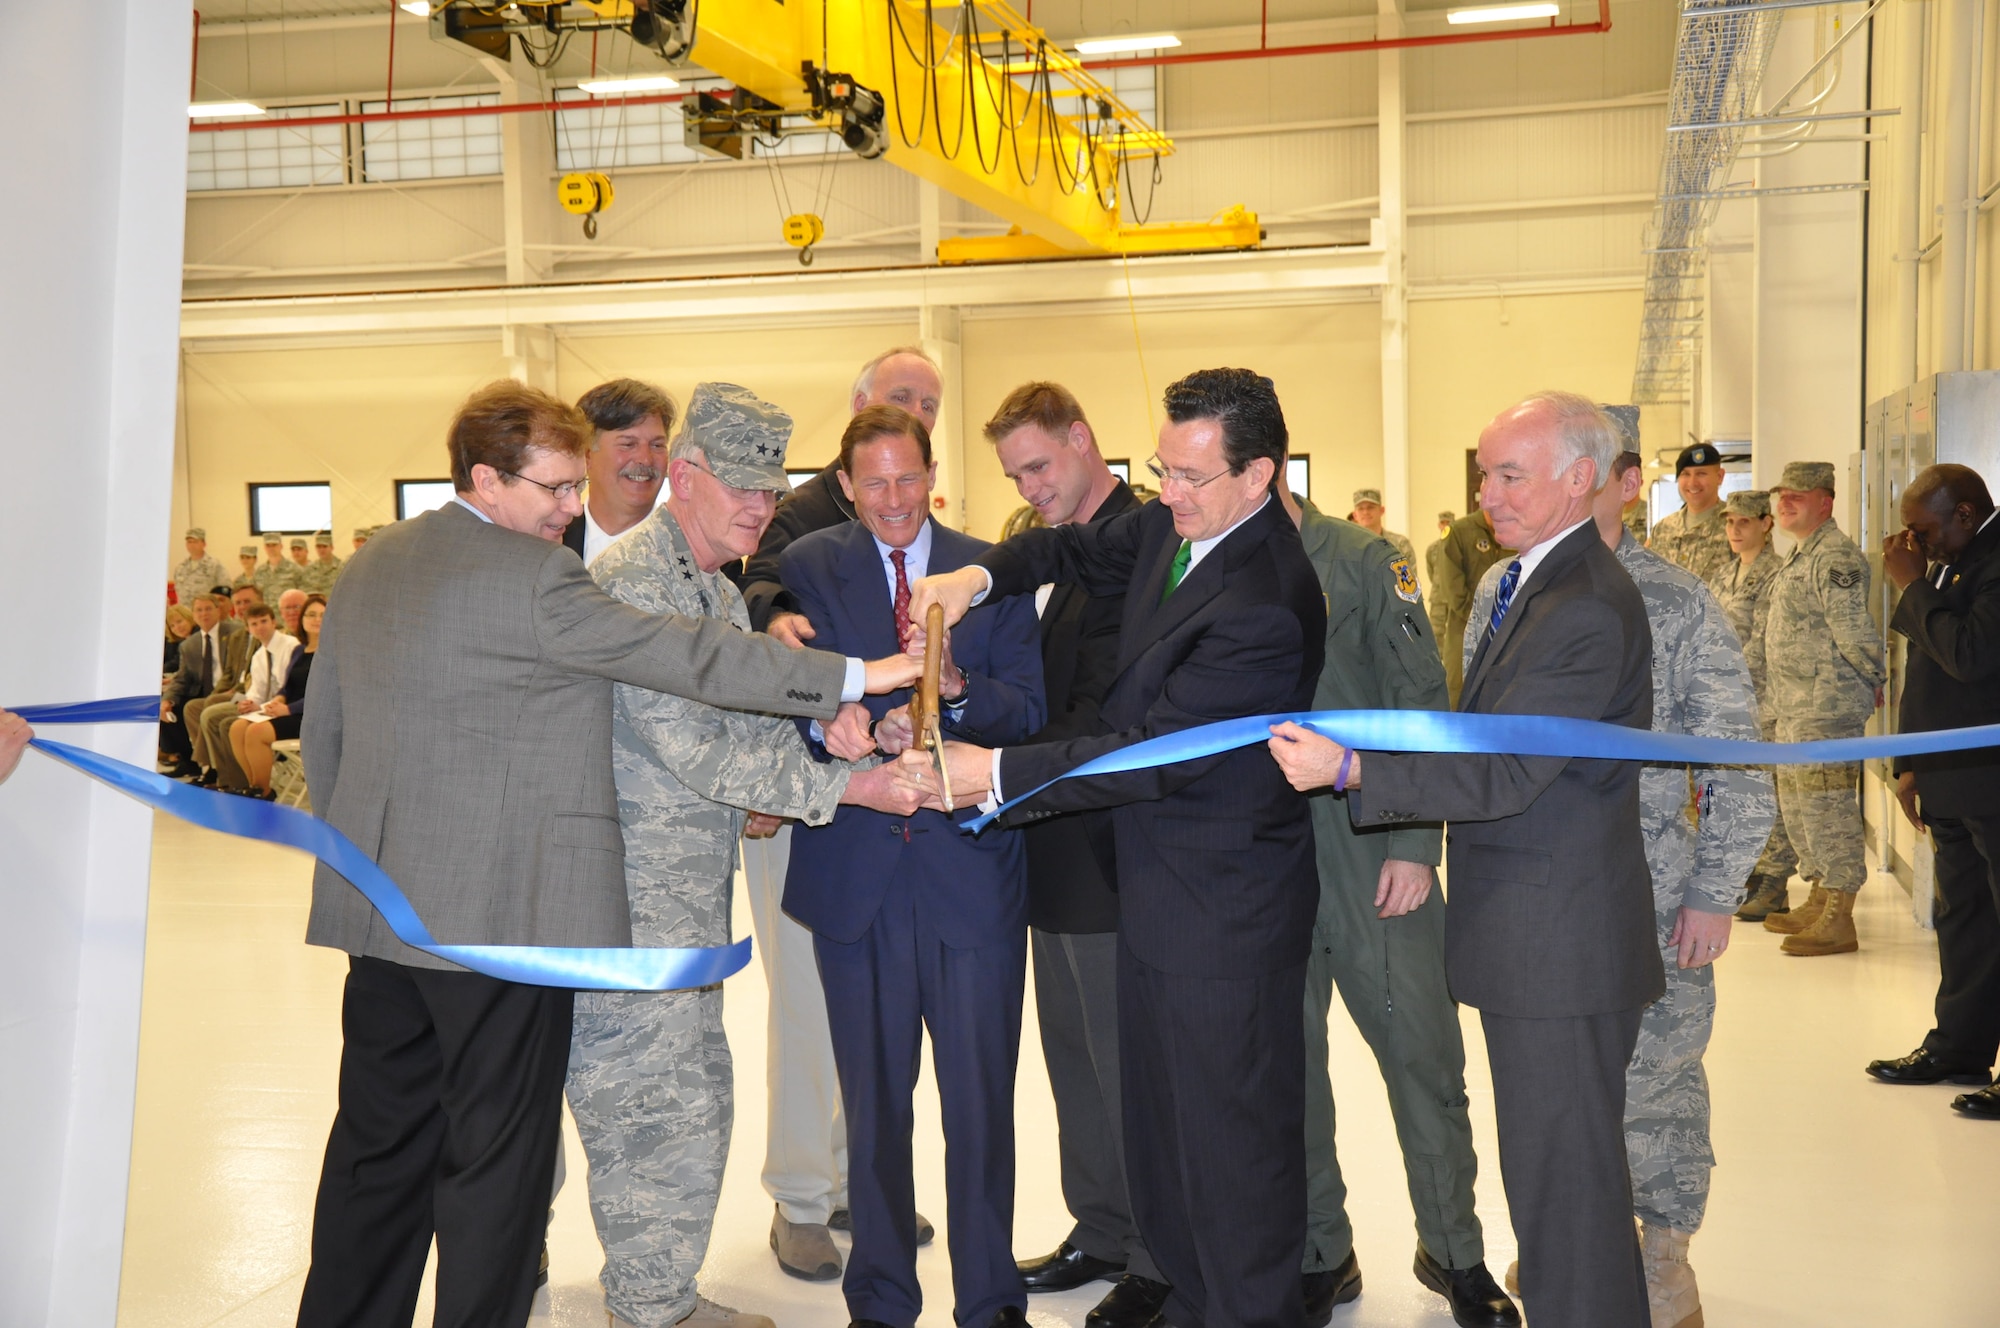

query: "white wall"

left=0, top=6, right=191, bottom=1325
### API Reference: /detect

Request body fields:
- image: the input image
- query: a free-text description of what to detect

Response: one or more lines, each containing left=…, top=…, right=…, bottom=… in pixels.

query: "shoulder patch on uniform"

left=1389, top=555, right=1421, bottom=603
left=1828, top=566, right=1863, bottom=589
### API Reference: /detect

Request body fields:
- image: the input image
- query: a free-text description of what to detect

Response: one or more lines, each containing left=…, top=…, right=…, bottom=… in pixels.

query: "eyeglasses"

left=1144, top=454, right=1232, bottom=491
left=500, top=469, right=586, bottom=500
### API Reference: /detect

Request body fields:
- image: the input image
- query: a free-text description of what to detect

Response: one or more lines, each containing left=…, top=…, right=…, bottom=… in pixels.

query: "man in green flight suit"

left=1279, top=480, right=1520, bottom=1328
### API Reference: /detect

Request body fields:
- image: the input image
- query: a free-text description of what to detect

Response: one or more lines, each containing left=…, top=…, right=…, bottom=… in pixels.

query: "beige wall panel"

left=1408, top=208, right=1647, bottom=284
left=1153, top=127, right=1376, bottom=224
left=1163, top=51, right=1377, bottom=132
left=1410, top=104, right=1663, bottom=207
left=1407, top=287, right=1644, bottom=541
left=1403, top=0, right=1674, bottom=113
left=958, top=303, right=1381, bottom=540
left=184, top=181, right=505, bottom=286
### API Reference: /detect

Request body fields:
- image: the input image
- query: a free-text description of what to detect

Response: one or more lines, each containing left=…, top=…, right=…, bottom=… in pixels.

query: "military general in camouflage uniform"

left=1717, top=490, right=1798, bottom=919
left=299, top=530, right=344, bottom=595
left=1647, top=443, right=1735, bottom=592
left=1759, top=461, right=1884, bottom=957
left=172, top=527, right=228, bottom=607
left=575, top=383, right=921, bottom=1328
left=1469, top=452, right=1774, bottom=1328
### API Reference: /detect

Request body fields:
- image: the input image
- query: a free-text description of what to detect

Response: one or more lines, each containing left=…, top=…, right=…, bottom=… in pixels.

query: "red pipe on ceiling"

left=188, top=1, right=1612, bottom=134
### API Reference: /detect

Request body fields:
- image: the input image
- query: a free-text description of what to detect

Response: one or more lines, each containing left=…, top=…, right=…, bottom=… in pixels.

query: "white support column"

left=502, top=323, right=559, bottom=394
left=0, top=5, right=191, bottom=1323
left=1377, top=0, right=1410, bottom=532
left=920, top=304, right=966, bottom=532
left=484, top=52, right=557, bottom=286
left=919, top=181, right=942, bottom=265
left=1936, top=0, right=1978, bottom=372
left=1889, top=0, right=1928, bottom=388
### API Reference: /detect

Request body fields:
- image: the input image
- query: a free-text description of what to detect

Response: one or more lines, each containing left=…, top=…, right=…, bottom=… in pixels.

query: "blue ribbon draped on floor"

left=14, top=696, right=749, bottom=992
left=964, top=708, right=2000, bottom=833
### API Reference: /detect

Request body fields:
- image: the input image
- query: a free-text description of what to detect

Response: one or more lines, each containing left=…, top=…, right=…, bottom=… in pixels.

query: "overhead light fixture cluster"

left=398, top=2, right=431, bottom=15
left=1445, top=2, right=1561, bottom=24
left=188, top=101, right=266, bottom=119
left=1073, top=33, right=1181, bottom=56
left=576, top=74, right=681, bottom=95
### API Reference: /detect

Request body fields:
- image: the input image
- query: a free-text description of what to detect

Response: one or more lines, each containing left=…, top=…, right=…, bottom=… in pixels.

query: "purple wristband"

left=1334, top=748, right=1354, bottom=793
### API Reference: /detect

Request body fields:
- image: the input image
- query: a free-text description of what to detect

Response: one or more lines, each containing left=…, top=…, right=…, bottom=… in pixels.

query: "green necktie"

left=1161, top=539, right=1192, bottom=602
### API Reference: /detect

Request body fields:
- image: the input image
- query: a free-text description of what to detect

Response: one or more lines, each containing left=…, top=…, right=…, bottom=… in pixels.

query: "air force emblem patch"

left=1390, top=555, right=1421, bottom=603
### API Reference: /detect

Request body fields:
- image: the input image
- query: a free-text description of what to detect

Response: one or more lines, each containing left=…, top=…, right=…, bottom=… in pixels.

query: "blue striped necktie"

left=1487, top=559, right=1523, bottom=641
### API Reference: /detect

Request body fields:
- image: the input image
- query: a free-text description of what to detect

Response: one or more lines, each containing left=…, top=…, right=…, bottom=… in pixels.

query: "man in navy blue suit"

left=779, top=404, right=1047, bottom=1328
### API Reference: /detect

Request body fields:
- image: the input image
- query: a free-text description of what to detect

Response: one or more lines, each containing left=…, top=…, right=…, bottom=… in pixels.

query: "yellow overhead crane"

left=448, top=0, right=1261, bottom=264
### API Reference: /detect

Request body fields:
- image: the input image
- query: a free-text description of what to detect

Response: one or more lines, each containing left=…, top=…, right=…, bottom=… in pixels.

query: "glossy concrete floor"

left=119, top=814, right=2000, bottom=1327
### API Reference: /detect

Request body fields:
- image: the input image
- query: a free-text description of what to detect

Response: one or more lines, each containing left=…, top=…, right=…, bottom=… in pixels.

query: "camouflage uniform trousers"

left=1750, top=716, right=1799, bottom=884
left=1625, top=915, right=1716, bottom=1234
left=566, top=869, right=733, bottom=1328
left=1773, top=737, right=1864, bottom=895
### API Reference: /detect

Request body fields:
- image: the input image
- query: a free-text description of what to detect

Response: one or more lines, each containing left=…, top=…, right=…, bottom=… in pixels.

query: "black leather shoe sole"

left=1413, top=1247, right=1520, bottom=1328
left=1017, top=1242, right=1126, bottom=1292
left=1951, top=1087, right=2000, bottom=1118
left=1301, top=1251, right=1362, bottom=1328
left=1086, top=1275, right=1172, bottom=1328
left=1866, top=1050, right=1991, bottom=1086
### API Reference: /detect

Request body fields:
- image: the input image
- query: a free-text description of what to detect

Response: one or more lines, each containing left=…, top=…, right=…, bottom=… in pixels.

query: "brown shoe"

left=1734, top=875, right=1790, bottom=921
left=770, top=1206, right=842, bottom=1280
left=1503, top=1259, right=1519, bottom=1295
left=1782, top=888, right=1858, bottom=956
left=1640, top=1222, right=1703, bottom=1328
left=1764, top=883, right=1827, bottom=935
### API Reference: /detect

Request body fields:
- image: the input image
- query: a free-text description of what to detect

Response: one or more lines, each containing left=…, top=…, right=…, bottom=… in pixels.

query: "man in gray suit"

left=1272, top=392, right=1658, bottom=1328
left=296, top=380, right=920, bottom=1328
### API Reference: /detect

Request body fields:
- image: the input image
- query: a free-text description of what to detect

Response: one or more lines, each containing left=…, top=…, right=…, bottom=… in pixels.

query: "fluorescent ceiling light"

left=398, top=2, right=430, bottom=15
left=576, top=74, right=681, bottom=95
left=188, top=101, right=266, bottom=118
left=1446, top=3, right=1561, bottom=23
left=1073, top=33, right=1181, bottom=55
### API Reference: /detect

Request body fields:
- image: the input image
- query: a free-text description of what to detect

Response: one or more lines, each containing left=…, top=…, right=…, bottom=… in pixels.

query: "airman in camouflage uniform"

left=1430, top=509, right=1514, bottom=706
left=1648, top=444, right=1736, bottom=592
left=232, top=544, right=261, bottom=590
left=1468, top=471, right=1773, bottom=1328
left=573, top=383, right=890, bottom=1328
left=1349, top=487, right=1417, bottom=565
left=251, top=533, right=302, bottom=601
left=1759, top=461, right=1884, bottom=957
left=172, top=528, right=228, bottom=606
left=1716, top=490, right=1798, bottom=919
left=299, top=531, right=344, bottom=595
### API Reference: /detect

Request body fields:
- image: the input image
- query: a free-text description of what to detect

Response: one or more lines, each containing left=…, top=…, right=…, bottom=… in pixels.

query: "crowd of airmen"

left=170, top=524, right=377, bottom=610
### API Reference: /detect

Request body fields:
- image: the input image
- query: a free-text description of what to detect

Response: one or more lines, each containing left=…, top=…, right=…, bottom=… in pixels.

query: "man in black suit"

left=982, top=382, right=1164, bottom=1328
left=1270, top=392, right=1658, bottom=1328
left=907, top=368, right=1327, bottom=1328
left=561, top=378, right=675, bottom=565
left=1866, top=464, right=2000, bottom=1112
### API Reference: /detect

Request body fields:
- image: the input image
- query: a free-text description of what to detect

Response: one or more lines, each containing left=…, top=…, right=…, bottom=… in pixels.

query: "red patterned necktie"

left=890, top=548, right=912, bottom=648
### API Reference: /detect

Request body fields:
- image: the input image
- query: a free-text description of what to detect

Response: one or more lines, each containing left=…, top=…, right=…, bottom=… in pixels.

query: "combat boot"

left=1764, top=883, right=1827, bottom=935
left=1782, top=889, right=1858, bottom=956
left=1734, top=874, right=1789, bottom=921
left=1639, top=1222, right=1702, bottom=1328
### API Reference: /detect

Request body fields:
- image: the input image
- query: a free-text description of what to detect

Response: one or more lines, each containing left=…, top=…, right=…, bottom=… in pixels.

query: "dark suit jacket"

left=1893, top=513, right=2000, bottom=818
left=561, top=512, right=587, bottom=560
left=1353, top=521, right=1660, bottom=1018
left=1026, top=480, right=1139, bottom=934
left=981, top=497, right=1326, bottom=979
left=779, top=519, right=1046, bottom=948
left=729, top=460, right=855, bottom=630
left=165, top=619, right=246, bottom=708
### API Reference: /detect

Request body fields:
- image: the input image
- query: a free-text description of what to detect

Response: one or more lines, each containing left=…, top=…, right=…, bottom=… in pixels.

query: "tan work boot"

left=1764, top=883, right=1827, bottom=935
left=1782, top=888, right=1859, bottom=956
left=1503, top=1259, right=1519, bottom=1295
left=612, top=1297, right=778, bottom=1328
left=1639, top=1222, right=1703, bottom=1328
left=1734, top=874, right=1789, bottom=921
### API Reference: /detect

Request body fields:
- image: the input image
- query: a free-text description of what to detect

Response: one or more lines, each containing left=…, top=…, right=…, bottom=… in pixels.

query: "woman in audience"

left=228, top=593, right=324, bottom=799
left=160, top=605, right=197, bottom=772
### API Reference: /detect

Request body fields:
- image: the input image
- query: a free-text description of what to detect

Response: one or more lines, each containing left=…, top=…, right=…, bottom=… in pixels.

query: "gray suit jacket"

left=164, top=619, right=245, bottom=708
left=1351, top=521, right=1662, bottom=1018
left=302, top=501, right=850, bottom=970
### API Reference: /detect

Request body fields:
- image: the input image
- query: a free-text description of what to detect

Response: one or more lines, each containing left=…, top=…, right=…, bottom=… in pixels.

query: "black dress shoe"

left=1866, top=1047, right=1991, bottom=1086
left=828, top=1206, right=935, bottom=1246
left=1301, top=1250, right=1361, bottom=1328
left=1413, top=1246, right=1520, bottom=1328
left=1017, top=1240, right=1126, bottom=1292
left=196, top=767, right=219, bottom=788
left=535, top=1242, right=549, bottom=1288
left=984, top=1308, right=1029, bottom=1328
left=1086, top=1274, right=1172, bottom=1328
left=1951, top=1084, right=2000, bottom=1117
left=847, top=1321, right=900, bottom=1328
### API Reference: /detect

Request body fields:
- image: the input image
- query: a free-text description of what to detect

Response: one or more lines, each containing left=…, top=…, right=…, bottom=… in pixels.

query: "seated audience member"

left=161, top=593, right=243, bottom=780
left=228, top=593, right=323, bottom=799
left=160, top=605, right=197, bottom=772
left=231, top=583, right=264, bottom=622
left=203, top=604, right=299, bottom=793
left=277, top=587, right=307, bottom=640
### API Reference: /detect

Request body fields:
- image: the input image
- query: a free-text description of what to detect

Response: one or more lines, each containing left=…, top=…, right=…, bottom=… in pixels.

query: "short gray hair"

left=851, top=345, right=943, bottom=402
left=1518, top=390, right=1620, bottom=492
left=667, top=434, right=706, bottom=467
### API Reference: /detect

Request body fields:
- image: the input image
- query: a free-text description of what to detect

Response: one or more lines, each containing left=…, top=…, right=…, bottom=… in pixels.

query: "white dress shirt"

left=244, top=632, right=301, bottom=706
left=1511, top=516, right=1594, bottom=594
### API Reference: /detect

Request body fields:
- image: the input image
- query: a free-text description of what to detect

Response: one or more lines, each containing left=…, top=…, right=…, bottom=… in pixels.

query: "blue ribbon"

left=967, top=709, right=2000, bottom=833
left=16, top=699, right=750, bottom=992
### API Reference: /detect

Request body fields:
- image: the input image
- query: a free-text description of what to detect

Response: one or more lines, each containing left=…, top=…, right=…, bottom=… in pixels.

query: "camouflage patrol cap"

left=239, top=545, right=257, bottom=557
left=289, top=537, right=309, bottom=550
left=678, top=381, right=794, bottom=492
left=1352, top=488, right=1383, bottom=507
left=262, top=531, right=283, bottom=545
left=185, top=527, right=207, bottom=540
left=1437, top=510, right=1456, bottom=523
left=1773, top=460, right=1836, bottom=495
left=313, top=530, right=333, bottom=546
left=353, top=528, right=370, bottom=540
left=1724, top=490, right=1771, bottom=519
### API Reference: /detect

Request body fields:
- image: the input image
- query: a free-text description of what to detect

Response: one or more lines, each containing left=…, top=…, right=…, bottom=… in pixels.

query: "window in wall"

left=1287, top=457, right=1310, bottom=501
left=359, top=93, right=504, bottom=182
left=1105, top=459, right=1131, bottom=483
left=553, top=83, right=708, bottom=169
left=187, top=103, right=347, bottom=192
left=396, top=479, right=457, bottom=519
left=786, top=469, right=820, bottom=489
left=249, top=483, right=333, bottom=535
